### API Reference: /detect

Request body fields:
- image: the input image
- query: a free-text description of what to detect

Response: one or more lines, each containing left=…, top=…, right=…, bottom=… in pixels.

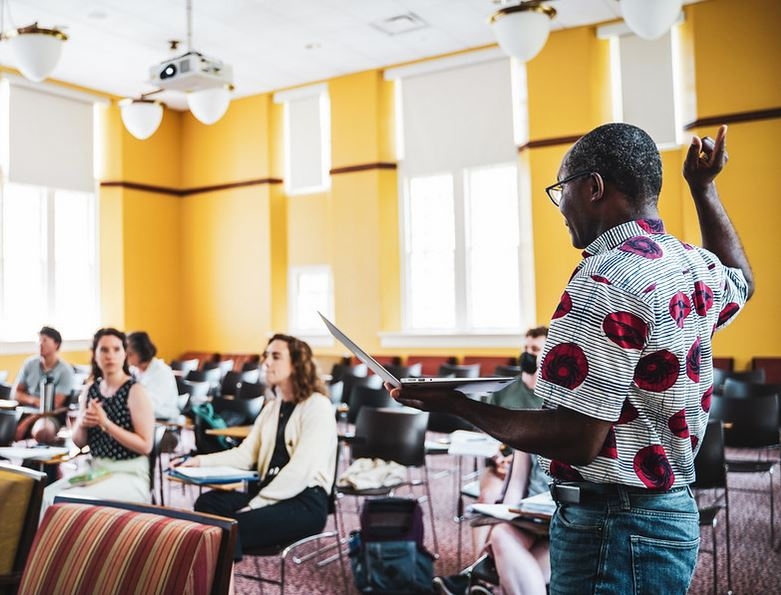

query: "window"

left=0, top=185, right=98, bottom=341
left=602, top=23, right=683, bottom=148
left=275, top=84, right=331, bottom=195
left=0, top=80, right=99, bottom=344
left=390, top=51, right=534, bottom=338
left=288, top=265, right=332, bottom=346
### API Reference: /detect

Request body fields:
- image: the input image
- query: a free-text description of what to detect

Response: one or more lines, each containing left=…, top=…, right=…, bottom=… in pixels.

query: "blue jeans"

left=549, top=484, right=699, bottom=595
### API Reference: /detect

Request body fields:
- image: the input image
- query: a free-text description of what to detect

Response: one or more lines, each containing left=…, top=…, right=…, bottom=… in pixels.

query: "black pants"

left=194, top=485, right=329, bottom=559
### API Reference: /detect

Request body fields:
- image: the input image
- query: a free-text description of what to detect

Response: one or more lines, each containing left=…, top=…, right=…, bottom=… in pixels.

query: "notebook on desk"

left=318, top=312, right=515, bottom=394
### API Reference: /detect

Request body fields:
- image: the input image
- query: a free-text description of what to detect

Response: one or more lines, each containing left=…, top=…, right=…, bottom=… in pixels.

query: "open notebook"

left=470, top=491, right=556, bottom=521
left=318, top=312, right=515, bottom=394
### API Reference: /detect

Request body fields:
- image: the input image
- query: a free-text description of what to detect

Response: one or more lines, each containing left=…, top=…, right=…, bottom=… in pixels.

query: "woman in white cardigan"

left=175, top=333, right=337, bottom=558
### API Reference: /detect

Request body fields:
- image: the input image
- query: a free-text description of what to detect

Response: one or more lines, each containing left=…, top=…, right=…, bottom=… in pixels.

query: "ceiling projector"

left=149, top=51, right=233, bottom=92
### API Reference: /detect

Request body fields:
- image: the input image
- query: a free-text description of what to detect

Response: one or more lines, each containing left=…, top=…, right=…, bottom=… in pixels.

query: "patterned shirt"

left=86, top=379, right=139, bottom=460
left=536, top=219, right=748, bottom=489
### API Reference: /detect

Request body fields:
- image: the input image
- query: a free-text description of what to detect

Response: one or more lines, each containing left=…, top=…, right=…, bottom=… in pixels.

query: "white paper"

left=447, top=430, right=501, bottom=457
left=469, top=491, right=555, bottom=520
left=171, top=465, right=257, bottom=480
left=0, top=446, right=69, bottom=461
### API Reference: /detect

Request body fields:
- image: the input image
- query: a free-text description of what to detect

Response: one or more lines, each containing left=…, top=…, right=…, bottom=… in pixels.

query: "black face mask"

left=520, top=351, right=537, bottom=374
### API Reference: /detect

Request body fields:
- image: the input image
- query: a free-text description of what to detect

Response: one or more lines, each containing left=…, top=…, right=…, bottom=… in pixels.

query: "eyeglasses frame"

left=545, top=171, right=594, bottom=207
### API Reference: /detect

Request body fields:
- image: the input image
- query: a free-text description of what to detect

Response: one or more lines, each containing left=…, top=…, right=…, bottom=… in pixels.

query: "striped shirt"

left=536, top=219, right=748, bottom=489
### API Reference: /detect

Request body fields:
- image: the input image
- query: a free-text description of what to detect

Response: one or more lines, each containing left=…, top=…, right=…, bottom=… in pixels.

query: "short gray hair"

left=565, top=123, right=662, bottom=206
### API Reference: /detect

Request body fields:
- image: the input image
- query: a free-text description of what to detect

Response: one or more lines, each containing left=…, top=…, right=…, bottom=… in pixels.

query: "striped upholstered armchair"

left=18, top=497, right=237, bottom=595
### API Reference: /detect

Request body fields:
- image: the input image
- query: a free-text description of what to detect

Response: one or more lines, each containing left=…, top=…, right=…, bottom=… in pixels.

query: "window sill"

left=379, top=331, right=524, bottom=349
left=0, top=339, right=92, bottom=356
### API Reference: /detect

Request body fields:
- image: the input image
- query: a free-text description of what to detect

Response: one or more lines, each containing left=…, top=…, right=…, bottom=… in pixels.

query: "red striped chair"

left=19, top=497, right=237, bottom=595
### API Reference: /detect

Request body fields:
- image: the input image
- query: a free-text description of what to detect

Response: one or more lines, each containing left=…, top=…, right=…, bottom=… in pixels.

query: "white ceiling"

left=0, top=1, right=699, bottom=110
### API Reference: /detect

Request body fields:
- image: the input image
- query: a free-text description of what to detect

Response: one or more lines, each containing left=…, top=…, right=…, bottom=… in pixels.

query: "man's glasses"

left=545, top=171, right=593, bottom=207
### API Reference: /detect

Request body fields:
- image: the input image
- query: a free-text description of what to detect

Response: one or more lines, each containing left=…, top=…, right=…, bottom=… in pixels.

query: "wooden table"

left=205, top=425, right=252, bottom=439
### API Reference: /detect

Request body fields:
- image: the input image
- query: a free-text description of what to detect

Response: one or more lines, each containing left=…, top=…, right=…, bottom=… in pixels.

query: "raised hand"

left=683, top=124, right=728, bottom=190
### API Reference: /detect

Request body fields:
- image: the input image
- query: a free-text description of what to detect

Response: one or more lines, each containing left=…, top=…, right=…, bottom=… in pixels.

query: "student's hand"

left=170, top=454, right=199, bottom=469
left=683, top=124, right=728, bottom=191
left=81, top=400, right=103, bottom=428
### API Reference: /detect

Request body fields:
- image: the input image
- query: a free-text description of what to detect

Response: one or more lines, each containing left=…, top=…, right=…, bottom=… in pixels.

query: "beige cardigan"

left=196, top=391, right=337, bottom=509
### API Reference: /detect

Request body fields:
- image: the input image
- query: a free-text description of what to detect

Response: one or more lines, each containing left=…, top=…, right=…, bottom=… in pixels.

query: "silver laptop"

left=318, top=312, right=515, bottom=394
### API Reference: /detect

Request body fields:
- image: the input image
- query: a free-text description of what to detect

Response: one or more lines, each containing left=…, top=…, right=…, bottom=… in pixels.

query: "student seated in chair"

left=42, top=328, right=155, bottom=513
left=474, top=325, right=547, bottom=554
left=435, top=450, right=550, bottom=595
left=13, top=326, right=76, bottom=444
left=173, top=333, right=337, bottom=559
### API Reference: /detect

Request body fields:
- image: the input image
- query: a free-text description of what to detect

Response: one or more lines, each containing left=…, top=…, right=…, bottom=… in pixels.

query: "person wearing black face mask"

left=490, top=326, right=548, bottom=410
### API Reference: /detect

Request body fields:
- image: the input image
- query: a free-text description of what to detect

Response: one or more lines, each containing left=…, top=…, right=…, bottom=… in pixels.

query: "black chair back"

left=330, top=362, right=367, bottom=384
left=237, top=381, right=265, bottom=400
left=341, top=372, right=382, bottom=405
left=494, top=365, right=522, bottom=377
left=214, top=395, right=264, bottom=426
left=0, top=409, right=22, bottom=445
left=347, top=384, right=396, bottom=424
left=0, top=382, right=12, bottom=399
left=220, top=371, right=241, bottom=397
left=385, top=362, right=423, bottom=379
left=438, top=363, right=481, bottom=378
left=171, top=358, right=199, bottom=377
left=719, top=393, right=780, bottom=448
left=352, top=407, right=429, bottom=467
left=722, top=379, right=781, bottom=399
left=693, top=420, right=726, bottom=490
left=724, top=368, right=766, bottom=384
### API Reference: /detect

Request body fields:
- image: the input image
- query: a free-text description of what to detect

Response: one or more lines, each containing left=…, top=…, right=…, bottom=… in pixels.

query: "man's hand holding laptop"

left=384, top=382, right=465, bottom=413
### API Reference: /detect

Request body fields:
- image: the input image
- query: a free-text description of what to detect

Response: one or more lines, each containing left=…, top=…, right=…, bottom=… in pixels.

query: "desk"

left=205, top=425, right=252, bottom=440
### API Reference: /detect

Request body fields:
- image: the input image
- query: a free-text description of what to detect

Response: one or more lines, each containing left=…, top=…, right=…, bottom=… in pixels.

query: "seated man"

left=435, top=450, right=550, bottom=595
left=13, top=326, right=75, bottom=444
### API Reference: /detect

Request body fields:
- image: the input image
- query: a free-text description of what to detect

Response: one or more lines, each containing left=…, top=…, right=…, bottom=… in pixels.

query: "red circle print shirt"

left=537, top=219, right=748, bottom=489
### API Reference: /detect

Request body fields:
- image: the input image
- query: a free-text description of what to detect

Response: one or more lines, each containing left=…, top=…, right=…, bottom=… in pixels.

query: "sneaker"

left=433, top=574, right=470, bottom=595
left=468, top=586, right=495, bottom=595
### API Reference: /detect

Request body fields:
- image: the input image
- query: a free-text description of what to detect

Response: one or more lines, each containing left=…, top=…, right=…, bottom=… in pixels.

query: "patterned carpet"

left=164, top=434, right=781, bottom=594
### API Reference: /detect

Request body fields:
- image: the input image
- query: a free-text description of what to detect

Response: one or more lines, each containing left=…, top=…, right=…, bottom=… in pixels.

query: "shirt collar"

left=582, top=218, right=666, bottom=258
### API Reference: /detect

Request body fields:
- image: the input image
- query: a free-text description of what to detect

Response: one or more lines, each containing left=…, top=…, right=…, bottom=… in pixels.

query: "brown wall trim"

left=329, top=162, right=397, bottom=175
left=684, top=107, right=781, bottom=130
left=518, top=134, right=584, bottom=152
left=100, top=178, right=283, bottom=197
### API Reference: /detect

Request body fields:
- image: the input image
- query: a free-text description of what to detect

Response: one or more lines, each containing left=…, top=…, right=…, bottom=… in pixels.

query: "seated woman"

left=435, top=450, right=550, bottom=595
left=126, top=331, right=179, bottom=421
left=175, top=333, right=337, bottom=559
left=42, top=328, right=155, bottom=510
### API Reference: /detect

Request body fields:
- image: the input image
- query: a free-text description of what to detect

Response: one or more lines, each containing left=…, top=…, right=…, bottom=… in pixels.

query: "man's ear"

left=590, top=172, right=605, bottom=203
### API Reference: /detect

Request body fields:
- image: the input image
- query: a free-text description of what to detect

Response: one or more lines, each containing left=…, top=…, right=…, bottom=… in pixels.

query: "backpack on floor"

left=349, top=497, right=435, bottom=595
left=190, top=402, right=235, bottom=454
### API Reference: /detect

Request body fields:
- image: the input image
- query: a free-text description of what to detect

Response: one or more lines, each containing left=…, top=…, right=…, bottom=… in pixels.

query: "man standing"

left=391, top=124, right=752, bottom=594
left=14, top=326, right=75, bottom=443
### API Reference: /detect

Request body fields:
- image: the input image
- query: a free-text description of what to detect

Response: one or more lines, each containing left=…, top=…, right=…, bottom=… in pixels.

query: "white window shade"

left=278, top=85, right=331, bottom=195
left=400, top=58, right=517, bottom=176
left=616, top=32, right=677, bottom=147
left=7, top=83, right=95, bottom=193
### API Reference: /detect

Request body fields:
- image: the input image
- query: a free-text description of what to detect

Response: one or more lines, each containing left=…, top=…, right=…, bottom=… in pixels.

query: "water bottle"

left=39, top=375, right=55, bottom=413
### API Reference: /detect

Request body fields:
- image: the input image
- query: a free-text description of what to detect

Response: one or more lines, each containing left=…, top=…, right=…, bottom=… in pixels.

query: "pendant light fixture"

left=490, top=1, right=556, bottom=63
left=621, top=0, right=683, bottom=40
left=120, top=0, right=234, bottom=139
left=0, top=0, right=68, bottom=82
left=491, top=0, right=684, bottom=62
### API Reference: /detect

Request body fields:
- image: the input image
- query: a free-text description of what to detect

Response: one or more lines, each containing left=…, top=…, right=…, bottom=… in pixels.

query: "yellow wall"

left=2, top=0, right=777, bottom=378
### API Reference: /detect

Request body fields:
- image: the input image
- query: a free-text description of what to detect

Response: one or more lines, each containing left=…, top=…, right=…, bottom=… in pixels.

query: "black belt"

left=549, top=481, right=688, bottom=505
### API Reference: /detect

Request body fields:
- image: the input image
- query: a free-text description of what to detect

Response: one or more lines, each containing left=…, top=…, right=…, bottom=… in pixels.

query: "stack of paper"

left=447, top=430, right=500, bottom=457
left=469, top=490, right=556, bottom=521
left=168, top=466, right=259, bottom=485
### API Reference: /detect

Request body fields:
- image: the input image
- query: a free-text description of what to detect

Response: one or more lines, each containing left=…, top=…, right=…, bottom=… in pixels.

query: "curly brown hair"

left=264, top=334, right=326, bottom=403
